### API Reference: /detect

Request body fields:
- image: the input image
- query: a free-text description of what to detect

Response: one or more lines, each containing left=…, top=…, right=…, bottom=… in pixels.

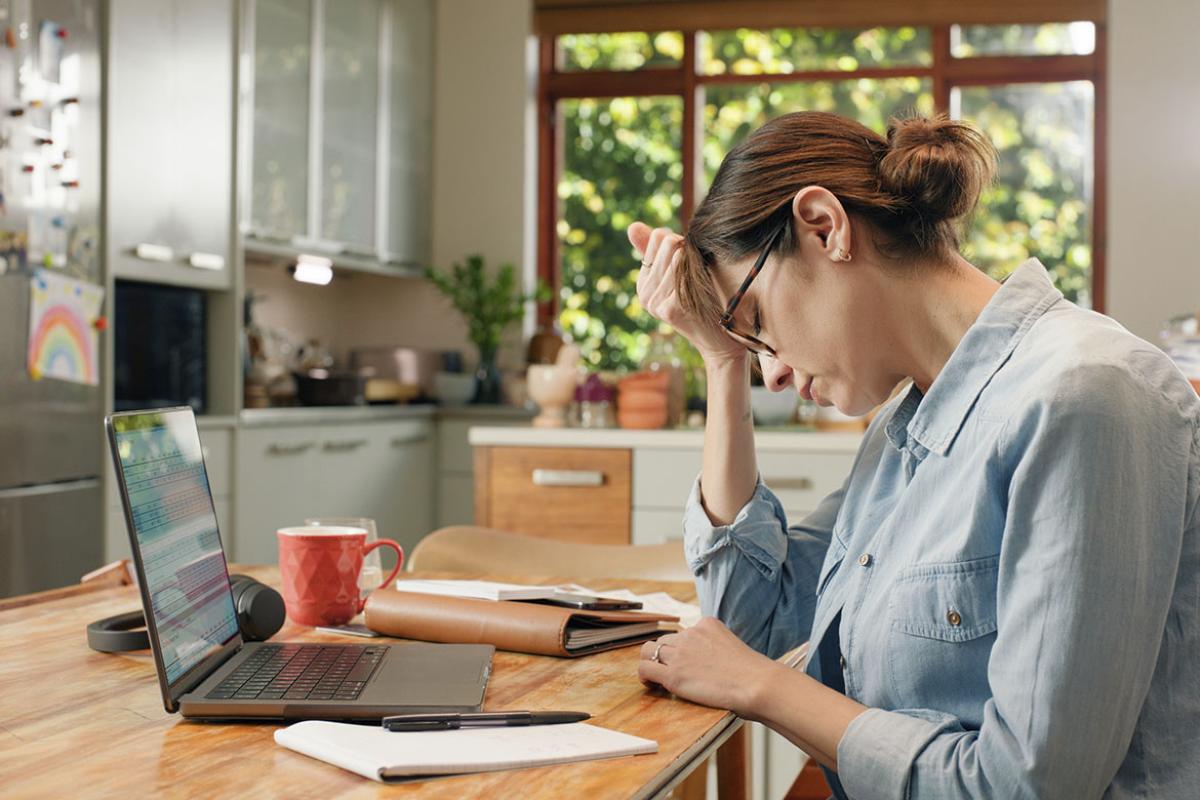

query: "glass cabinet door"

left=387, top=0, right=433, bottom=266
left=320, top=0, right=380, bottom=251
left=250, top=0, right=311, bottom=240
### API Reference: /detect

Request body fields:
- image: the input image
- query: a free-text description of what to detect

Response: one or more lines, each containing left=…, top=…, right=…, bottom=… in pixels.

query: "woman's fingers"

left=627, top=221, right=652, bottom=254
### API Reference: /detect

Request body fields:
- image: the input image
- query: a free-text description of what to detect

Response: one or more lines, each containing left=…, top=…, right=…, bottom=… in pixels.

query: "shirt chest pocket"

left=884, top=555, right=1000, bottom=720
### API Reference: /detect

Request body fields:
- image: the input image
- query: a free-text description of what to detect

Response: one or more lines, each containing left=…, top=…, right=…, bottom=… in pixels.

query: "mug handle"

left=356, top=539, right=405, bottom=614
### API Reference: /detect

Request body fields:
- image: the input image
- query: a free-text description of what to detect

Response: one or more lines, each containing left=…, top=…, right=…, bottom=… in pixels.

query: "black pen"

left=381, top=710, right=590, bottom=732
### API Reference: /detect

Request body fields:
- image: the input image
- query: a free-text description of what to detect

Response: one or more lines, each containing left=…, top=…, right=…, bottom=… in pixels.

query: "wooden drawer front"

left=482, top=447, right=631, bottom=545
left=633, top=448, right=855, bottom=517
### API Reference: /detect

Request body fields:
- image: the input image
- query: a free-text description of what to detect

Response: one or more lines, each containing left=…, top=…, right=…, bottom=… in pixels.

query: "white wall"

left=1106, top=0, right=1200, bottom=341
left=417, top=0, right=534, bottom=366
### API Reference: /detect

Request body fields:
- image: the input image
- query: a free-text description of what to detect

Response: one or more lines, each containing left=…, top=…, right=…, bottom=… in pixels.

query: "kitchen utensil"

left=527, top=364, right=577, bottom=427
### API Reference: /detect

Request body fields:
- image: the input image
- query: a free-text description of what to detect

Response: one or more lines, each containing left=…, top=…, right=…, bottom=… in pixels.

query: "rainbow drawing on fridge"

left=26, top=269, right=104, bottom=386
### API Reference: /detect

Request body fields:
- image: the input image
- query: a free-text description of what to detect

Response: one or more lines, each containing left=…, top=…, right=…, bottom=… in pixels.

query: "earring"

left=833, top=247, right=851, bottom=262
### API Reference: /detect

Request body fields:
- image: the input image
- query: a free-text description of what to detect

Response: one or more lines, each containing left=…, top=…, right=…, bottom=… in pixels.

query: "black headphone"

left=86, top=574, right=286, bottom=653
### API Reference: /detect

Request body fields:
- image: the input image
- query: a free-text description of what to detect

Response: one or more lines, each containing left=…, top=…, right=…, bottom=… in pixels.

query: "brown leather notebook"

left=363, top=589, right=678, bottom=657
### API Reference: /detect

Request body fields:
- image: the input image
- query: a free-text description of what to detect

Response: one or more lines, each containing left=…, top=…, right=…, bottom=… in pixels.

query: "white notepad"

left=392, top=579, right=559, bottom=601
left=274, top=720, right=658, bottom=782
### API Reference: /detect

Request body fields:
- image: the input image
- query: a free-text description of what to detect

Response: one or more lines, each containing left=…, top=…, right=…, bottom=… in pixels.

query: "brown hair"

left=677, top=111, right=998, bottom=321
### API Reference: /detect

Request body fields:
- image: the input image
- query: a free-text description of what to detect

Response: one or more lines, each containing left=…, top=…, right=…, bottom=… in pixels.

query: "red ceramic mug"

left=277, top=525, right=404, bottom=626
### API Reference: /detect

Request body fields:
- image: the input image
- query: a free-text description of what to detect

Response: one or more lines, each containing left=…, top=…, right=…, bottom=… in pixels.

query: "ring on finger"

left=650, top=642, right=665, bottom=663
left=640, top=258, right=653, bottom=269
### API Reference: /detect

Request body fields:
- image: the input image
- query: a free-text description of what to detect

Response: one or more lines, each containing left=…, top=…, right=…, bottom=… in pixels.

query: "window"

left=539, top=19, right=1105, bottom=371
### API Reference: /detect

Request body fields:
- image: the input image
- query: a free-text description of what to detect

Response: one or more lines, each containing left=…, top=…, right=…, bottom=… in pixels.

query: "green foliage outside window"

left=556, top=27, right=1095, bottom=372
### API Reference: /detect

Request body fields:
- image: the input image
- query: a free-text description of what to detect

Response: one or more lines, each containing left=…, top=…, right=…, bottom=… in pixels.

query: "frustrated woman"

left=632, top=111, right=1199, bottom=798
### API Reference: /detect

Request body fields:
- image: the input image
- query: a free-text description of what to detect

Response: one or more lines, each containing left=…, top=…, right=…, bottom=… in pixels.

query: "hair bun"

left=879, top=114, right=998, bottom=224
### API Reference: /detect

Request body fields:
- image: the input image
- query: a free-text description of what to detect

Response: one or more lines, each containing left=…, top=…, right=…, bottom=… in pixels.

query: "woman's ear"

left=791, top=186, right=853, bottom=263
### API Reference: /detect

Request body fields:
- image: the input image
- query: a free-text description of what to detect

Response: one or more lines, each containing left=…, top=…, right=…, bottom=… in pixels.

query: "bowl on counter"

left=749, top=386, right=796, bottom=426
left=434, top=371, right=476, bottom=405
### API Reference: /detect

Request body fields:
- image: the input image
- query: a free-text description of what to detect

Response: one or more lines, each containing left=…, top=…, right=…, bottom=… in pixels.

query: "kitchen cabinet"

left=631, top=448, right=852, bottom=544
left=469, top=428, right=859, bottom=546
left=247, top=0, right=310, bottom=241
left=106, top=0, right=234, bottom=290
left=474, top=446, right=632, bottom=545
left=234, top=419, right=434, bottom=564
left=245, top=0, right=433, bottom=269
left=435, top=409, right=534, bottom=529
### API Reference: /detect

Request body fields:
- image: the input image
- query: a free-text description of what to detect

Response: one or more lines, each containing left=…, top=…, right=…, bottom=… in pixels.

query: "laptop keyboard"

left=205, top=644, right=387, bottom=701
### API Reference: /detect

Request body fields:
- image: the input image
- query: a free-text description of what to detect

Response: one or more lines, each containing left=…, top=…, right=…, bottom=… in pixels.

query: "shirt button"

left=858, top=553, right=872, bottom=567
left=947, top=609, right=962, bottom=626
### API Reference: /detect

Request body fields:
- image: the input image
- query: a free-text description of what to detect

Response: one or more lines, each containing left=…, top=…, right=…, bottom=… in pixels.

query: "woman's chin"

left=832, top=391, right=874, bottom=418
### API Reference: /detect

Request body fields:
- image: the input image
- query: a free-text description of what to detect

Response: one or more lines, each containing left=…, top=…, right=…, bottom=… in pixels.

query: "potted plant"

left=425, top=254, right=548, bottom=404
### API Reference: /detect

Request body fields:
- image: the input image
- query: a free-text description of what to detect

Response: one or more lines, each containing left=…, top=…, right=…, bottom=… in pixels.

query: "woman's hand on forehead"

left=628, top=221, right=746, bottom=366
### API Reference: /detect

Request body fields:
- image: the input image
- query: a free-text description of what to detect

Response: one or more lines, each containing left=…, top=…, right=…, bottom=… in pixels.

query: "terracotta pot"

left=617, top=371, right=669, bottom=429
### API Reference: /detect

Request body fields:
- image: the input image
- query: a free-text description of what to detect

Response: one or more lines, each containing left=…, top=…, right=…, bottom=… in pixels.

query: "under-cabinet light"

left=292, top=254, right=333, bottom=285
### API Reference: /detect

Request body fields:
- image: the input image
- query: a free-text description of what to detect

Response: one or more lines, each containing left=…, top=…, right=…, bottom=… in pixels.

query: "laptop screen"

left=110, top=409, right=239, bottom=685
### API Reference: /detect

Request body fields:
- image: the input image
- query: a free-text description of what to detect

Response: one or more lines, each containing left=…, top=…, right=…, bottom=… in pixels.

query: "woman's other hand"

left=628, top=222, right=747, bottom=367
left=637, top=616, right=776, bottom=719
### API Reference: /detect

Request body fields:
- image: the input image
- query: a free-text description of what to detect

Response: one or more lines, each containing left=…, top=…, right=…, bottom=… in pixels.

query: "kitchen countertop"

left=468, top=425, right=864, bottom=452
left=239, top=405, right=436, bottom=426
left=238, top=403, right=535, bottom=427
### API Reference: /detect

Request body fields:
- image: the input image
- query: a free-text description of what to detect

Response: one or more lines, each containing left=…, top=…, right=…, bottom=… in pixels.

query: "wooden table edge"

left=635, top=715, right=744, bottom=800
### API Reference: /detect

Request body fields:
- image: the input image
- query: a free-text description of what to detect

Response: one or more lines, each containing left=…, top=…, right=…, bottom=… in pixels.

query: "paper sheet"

left=275, top=720, right=657, bottom=782
left=26, top=268, right=103, bottom=385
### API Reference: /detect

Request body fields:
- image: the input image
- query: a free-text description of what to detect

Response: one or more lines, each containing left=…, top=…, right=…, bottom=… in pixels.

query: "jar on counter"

left=574, top=373, right=615, bottom=428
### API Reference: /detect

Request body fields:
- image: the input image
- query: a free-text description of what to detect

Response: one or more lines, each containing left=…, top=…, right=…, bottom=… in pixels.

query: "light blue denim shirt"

left=683, top=260, right=1200, bottom=799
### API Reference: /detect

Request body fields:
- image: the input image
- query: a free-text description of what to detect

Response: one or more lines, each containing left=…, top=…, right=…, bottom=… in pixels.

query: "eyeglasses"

left=719, top=219, right=788, bottom=357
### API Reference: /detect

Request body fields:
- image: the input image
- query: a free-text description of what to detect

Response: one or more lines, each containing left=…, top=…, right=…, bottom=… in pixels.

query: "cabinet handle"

left=532, top=469, right=604, bottom=487
left=188, top=252, right=225, bottom=271
left=391, top=434, right=429, bottom=447
left=267, top=442, right=313, bottom=456
left=133, top=243, right=174, bottom=262
left=322, top=439, right=368, bottom=453
left=764, top=476, right=813, bottom=491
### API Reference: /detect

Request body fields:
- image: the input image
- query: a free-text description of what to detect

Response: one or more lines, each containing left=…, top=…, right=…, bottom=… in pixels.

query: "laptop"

left=106, top=406, right=494, bottom=721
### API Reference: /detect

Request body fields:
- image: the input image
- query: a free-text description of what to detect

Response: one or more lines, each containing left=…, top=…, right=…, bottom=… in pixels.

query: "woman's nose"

left=758, top=353, right=794, bottom=391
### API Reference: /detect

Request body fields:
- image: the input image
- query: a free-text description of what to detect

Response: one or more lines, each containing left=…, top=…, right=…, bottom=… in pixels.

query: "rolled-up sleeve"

left=683, top=474, right=844, bottom=659
left=836, top=364, right=1195, bottom=799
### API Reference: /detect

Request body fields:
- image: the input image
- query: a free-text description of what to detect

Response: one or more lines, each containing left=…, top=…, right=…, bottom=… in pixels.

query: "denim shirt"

left=683, top=260, right=1200, bottom=799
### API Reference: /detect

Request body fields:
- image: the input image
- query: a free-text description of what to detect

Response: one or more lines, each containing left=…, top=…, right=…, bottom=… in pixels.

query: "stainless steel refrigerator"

left=0, top=0, right=103, bottom=598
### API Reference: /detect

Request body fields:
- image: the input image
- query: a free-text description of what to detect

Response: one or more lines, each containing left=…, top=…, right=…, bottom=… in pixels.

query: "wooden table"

left=0, top=568, right=746, bottom=799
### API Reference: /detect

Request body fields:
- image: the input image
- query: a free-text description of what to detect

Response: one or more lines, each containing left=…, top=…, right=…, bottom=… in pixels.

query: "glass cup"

left=305, top=516, right=385, bottom=598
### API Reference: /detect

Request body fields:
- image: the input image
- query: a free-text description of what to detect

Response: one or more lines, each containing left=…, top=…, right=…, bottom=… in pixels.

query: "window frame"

left=536, top=22, right=1108, bottom=327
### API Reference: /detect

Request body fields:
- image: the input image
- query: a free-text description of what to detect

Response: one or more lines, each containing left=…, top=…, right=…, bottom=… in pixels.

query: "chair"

left=406, top=525, right=744, bottom=800
left=407, top=525, right=692, bottom=582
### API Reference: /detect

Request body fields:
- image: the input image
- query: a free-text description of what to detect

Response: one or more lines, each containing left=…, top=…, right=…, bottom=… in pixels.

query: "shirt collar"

left=885, top=259, right=1063, bottom=458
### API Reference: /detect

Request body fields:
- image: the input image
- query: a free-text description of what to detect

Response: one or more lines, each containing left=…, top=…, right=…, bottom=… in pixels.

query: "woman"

left=631, top=112, right=1199, bottom=798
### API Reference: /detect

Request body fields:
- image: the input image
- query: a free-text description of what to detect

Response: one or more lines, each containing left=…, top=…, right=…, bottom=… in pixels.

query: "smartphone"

left=526, top=592, right=643, bottom=611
